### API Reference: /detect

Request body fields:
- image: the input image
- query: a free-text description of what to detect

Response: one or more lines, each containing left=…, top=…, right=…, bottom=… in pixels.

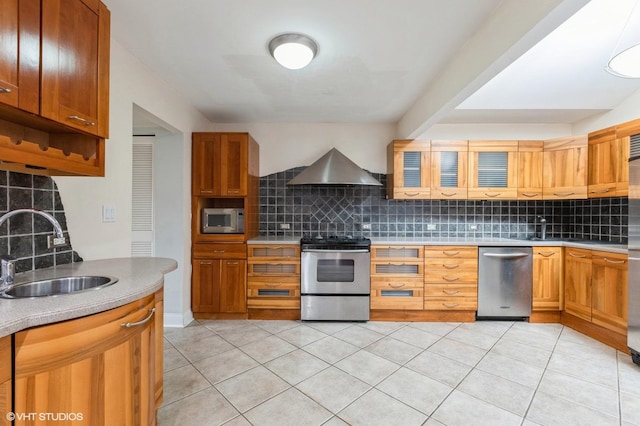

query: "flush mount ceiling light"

left=268, top=33, right=318, bottom=70
left=606, top=0, right=640, bottom=78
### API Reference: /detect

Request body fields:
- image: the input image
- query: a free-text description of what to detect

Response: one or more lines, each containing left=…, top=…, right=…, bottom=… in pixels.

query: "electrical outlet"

left=361, top=223, right=371, bottom=230
left=280, top=223, right=291, bottom=230
left=102, top=205, right=116, bottom=223
left=469, top=224, right=478, bottom=231
left=427, top=224, right=437, bottom=230
left=47, top=235, right=67, bottom=249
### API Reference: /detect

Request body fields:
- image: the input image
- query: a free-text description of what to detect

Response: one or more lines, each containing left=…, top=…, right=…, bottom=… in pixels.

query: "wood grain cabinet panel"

left=430, top=140, right=468, bottom=200
left=588, top=126, right=629, bottom=197
left=371, top=245, right=424, bottom=310
left=424, top=246, right=478, bottom=311
left=532, top=247, right=563, bottom=311
left=564, top=248, right=592, bottom=321
left=247, top=244, right=300, bottom=311
left=386, top=140, right=431, bottom=200
left=518, top=140, right=544, bottom=200
left=467, top=141, right=518, bottom=200
left=0, top=336, right=10, bottom=426
left=591, top=251, right=627, bottom=334
left=192, top=133, right=251, bottom=196
left=14, top=295, right=157, bottom=425
left=543, top=135, right=588, bottom=199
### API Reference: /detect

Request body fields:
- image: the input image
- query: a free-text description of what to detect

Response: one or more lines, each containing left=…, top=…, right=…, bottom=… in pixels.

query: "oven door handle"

left=302, top=249, right=370, bottom=253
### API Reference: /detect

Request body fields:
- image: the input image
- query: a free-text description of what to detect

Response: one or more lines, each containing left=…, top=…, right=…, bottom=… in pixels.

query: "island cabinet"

left=588, top=126, right=629, bottom=198
left=14, top=293, right=159, bottom=425
left=192, top=243, right=247, bottom=317
left=467, top=141, right=518, bottom=200
left=430, top=140, right=468, bottom=199
left=0, top=0, right=110, bottom=176
left=192, top=132, right=259, bottom=197
left=424, top=246, right=478, bottom=316
left=370, top=246, right=424, bottom=310
left=247, top=244, right=301, bottom=319
left=517, top=141, right=544, bottom=200
left=386, top=140, right=431, bottom=200
left=532, top=247, right=563, bottom=321
left=0, top=336, right=10, bottom=426
left=543, top=135, right=588, bottom=199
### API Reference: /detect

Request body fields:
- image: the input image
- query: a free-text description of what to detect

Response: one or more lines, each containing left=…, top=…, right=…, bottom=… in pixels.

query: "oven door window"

left=317, top=259, right=354, bottom=282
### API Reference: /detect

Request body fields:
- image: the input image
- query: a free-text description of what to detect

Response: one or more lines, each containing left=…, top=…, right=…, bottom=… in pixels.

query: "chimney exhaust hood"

left=286, top=148, right=382, bottom=186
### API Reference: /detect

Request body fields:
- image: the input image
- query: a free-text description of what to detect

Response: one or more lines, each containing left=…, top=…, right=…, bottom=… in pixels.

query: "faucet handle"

left=537, top=215, right=547, bottom=222
left=0, top=255, right=16, bottom=289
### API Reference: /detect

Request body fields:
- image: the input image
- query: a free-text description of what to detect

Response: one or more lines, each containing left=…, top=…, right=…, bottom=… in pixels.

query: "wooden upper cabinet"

left=430, top=140, right=468, bottom=200
left=467, top=140, right=518, bottom=199
left=40, top=0, right=110, bottom=138
left=192, top=133, right=250, bottom=196
left=518, top=141, right=543, bottom=200
left=0, top=0, right=40, bottom=113
left=543, top=135, right=588, bottom=199
left=386, top=140, right=430, bottom=200
left=588, top=126, right=628, bottom=197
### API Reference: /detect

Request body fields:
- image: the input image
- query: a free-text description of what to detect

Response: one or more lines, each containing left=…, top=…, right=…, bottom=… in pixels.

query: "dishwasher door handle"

left=482, top=252, right=530, bottom=259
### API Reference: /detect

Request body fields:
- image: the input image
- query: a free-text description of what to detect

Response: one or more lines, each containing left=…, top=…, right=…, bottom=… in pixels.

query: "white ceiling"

left=104, top=0, right=640, bottom=136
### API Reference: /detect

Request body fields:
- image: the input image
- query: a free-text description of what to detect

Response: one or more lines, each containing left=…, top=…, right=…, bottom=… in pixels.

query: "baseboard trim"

left=164, top=311, right=195, bottom=328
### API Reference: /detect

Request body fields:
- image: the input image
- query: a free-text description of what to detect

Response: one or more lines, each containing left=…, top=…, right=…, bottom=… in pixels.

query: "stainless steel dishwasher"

left=477, top=247, right=533, bottom=320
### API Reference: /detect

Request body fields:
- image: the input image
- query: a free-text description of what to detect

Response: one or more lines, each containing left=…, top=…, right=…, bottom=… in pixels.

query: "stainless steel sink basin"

left=0, top=275, right=118, bottom=299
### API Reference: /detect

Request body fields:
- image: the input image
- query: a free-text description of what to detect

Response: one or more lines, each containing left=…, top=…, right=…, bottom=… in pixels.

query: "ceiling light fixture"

left=268, top=33, right=318, bottom=70
left=606, top=0, right=640, bottom=78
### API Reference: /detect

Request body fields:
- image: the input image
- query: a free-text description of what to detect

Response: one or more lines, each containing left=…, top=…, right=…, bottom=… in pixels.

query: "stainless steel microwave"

left=201, top=208, right=245, bottom=233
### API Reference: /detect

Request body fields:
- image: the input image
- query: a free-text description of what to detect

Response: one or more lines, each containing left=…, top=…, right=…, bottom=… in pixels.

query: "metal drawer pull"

left=442, top=263, right=459, bottom=269
left=590, top=188, right=610, bottom=194
left=403, top=192, right=420, bottom=196
left=0, top=86, right=11, bottom=93
left=441, top=192, right=457, bottom=197
left=388, top=282, right=406, bottom=288
left=227, top=261, right=239, bottom=265
left=443, top=302, right=459, bottom=308
left=537, top=251, right=556, bottom=257
left=381, top=290, right=413, bottom=297
left=265, top=282, right=283, bottom=287
left=482, top=252, right=529, bottom=259
left=521, top=192, right=539, bottom=197
left=122, top=308, right=155, bottom=328
left=442, top=251, right=459, bottom=256
left=553, top=192, right=575, bottom=197
left=213, top=250, right=226, bottom=253
left=569, top=252, right=586, bottom=258
left=442, top=289, right=460, bottom=295
left=443, top=276, right=460, bottom=282
left=68, top=115, right=96, bottom=126
left=484, top=192, right=500, bottom=197
left=604, top=258, right=625, bottom=264
left=258, top=289, right=290, bottom=296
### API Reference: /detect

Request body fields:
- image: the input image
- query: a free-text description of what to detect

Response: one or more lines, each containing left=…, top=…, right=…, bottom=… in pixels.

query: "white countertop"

left=0, top=257, right=177, bottom=338
left=248, top=235, right=627, bottom=254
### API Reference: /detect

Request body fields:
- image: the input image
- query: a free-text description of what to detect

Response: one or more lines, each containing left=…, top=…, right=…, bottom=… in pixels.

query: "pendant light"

left=606, top=0, right=640, bottom=78
left=269, top=33, right=318, bottom=70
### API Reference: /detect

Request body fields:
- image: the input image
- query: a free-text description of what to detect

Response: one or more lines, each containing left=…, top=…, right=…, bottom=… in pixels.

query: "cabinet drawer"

left=371, top=245, right=423, bottom=260
left=371, top=261, right=423, bottom=277
left=248, top=277, right=300, bottom=293
left=424, top=297, right=477, bottom=310
left=424, top=246, right=478, bottom=259
left=248, top=261, right=300, bottom=276
left=371, top=289, right=424, bottom=310
left=424, top=269, right=477, bottom=284
left=425, top=258, right=478, bottom=273
left=248, top=278, right=300, bottom=309
left=371, top=277, right=424, bottom=291
left=193, top=243, right=246, bottom=259
left=248, top=245, right=300, bottom=259
left=566, top=248, right=592, bottom=260
left=424, top=284, right=477, bottom=298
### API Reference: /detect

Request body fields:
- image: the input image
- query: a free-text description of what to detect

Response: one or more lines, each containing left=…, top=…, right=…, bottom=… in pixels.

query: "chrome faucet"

left=537, top=215, right=547, bottom=240
left=0, top=209, right=66, bottom=291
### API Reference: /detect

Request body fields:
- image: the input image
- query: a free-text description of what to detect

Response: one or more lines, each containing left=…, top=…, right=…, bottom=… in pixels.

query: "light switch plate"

left=102, top=205, right=116, bottom=223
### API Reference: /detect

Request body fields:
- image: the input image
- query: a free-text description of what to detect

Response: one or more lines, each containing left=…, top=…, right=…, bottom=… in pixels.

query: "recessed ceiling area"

left=107, top=0, right=640, bottom=136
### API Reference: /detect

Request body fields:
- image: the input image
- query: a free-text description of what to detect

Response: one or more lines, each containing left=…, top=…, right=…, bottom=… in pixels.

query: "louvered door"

left=132, top=137, right=154, bottom=256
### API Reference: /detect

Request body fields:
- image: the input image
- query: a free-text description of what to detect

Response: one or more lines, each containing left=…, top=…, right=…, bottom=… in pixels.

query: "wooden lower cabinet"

left=14, top=294, right=158, bottom=425
left=424, top=246, right=478, bottom=312
left=371, top=278, right=424, bottom=310
left=591, top=251, right=627, bottom=335
left=371, top=246, right=424, bottom=310
left=532, top=247, right=563, bottom=311
left=564, top=248, right=593, bottom=321
left=0, top=336, right=10, bottom=426
left=192, top=243, right=247, bottom=316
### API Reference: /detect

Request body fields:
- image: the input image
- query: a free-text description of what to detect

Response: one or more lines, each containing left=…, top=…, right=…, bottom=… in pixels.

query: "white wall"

left=54, top=39, right=212, bottom=327
left=420, top=123, right=572, bottom=140
left=573, top=87, right=640, bottom=133
left=212, top=122, right=397, bottom=175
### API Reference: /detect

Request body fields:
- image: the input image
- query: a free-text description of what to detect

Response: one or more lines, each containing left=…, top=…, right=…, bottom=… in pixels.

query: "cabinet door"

left=430, top=140, right=468, bottom=199
left=543, top=135, right=588, bottom=199
left=588, top=127, right=622, bottom=197
left=591, top=252, right=627, bottom=334
left=386, top=140, right=430, bottom=199
left=220, top=259, right=247, bottom=313
left=154, top=289, right=164, bottom=409
left=220, top=133, right=249, bottom=196
left=0, top=0, right=40, bottom=113
left=192, top=133, right=221, bottom=195
left=467, top=141, right=518, bottom=199
left=0, top=336, right=10, bottom=426
left=192, top=258, right=222, bottom=312
left=40, top=0, right=110, bottom=138
left=14, top=295, right=156, bottom=426
left=564, top=248, right=592, bottom=320
left=518, top=141, right=544, bottom=200
left=532, top=247, right=563, bottom=310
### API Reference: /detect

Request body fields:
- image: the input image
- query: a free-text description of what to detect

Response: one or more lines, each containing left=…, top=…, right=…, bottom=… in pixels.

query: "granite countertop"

left=0, top=257, right=177, bottom=338
left=248, top=235, right=627, bottom=254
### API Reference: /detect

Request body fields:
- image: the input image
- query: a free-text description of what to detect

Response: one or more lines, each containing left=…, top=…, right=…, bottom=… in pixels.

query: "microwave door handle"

left=302, top=249, right=370, bottom=253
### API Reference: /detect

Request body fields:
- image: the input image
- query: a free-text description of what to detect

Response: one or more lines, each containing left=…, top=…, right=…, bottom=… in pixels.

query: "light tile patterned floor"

left=159, top=320, right=640, bottom=426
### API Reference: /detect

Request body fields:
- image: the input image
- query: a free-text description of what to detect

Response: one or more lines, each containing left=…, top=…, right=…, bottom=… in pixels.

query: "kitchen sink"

left=0, top=275, right=118, bottom=299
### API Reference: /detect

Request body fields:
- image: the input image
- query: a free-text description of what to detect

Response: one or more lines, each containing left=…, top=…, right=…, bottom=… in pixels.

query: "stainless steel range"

left=300, top=235, right=371, bottom=321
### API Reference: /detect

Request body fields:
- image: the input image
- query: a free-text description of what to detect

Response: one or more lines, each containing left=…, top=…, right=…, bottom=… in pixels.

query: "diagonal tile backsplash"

left=260, top=167, right=627, bottom=243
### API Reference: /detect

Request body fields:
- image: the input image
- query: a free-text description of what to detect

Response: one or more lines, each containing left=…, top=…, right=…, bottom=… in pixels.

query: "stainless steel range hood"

left=287, top=148, right=382, bottom=186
